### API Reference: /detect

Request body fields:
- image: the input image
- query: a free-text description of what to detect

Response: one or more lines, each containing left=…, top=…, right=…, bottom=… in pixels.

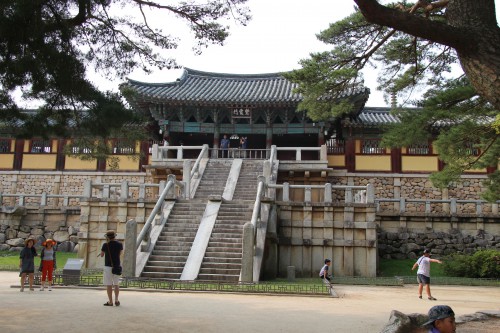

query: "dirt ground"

left=0, top=272, right=498, bottom=333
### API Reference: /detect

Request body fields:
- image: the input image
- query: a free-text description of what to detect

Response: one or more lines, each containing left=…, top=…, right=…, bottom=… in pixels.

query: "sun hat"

left=423, top=305, right=455, bottom=326
left=423, top=249, right=431, bottom=255
left=42, top=239, right=56, bottom=247
left=24, top=238, right=35, bottom=246
left=104, top=230, right=116, bottom=239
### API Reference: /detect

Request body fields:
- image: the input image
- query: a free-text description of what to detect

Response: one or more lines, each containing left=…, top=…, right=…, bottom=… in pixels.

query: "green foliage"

left=0, top=0, right=250, bottom=138
left=378, top=258, right=446, bottom=277
left=286, top=3, right=500, bottom=200
left=443, top=250, right=500, bottom=279
left=0, top=250, right=77, bottom=269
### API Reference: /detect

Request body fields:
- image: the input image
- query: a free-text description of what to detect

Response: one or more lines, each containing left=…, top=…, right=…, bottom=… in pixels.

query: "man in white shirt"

left=412, top=249, right=442, bottom=300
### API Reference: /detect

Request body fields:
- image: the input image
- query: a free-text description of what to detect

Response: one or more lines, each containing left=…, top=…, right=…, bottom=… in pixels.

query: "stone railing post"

left=320, top=144, right=327, bottom=161
left=41, top=193, right=47, bottom=206
left=120, top=181, right=129, bottom=200
left=83, top=179, right=92, bottom=198
left=296, top=148, right=301, bottom=161
left=450, top=198, right=457, bottom=215
left=241, top=222, right=255, bottom=283
left=138, top=184, right=146, bottom=200
left=177, top=147, right=183, bottom=159
left=399, top=198, right=406, bottom=214
left=152, top=144, right=159, bottom=160
left=304, top=186, right=311, bottom=203
left=183, top=160, right=192, bottom=199
left=123, top=219, right=137, bottom=277
left=19, top=195, right=25, bottom=206
left=167, top=174, right=176, bottom=199
left=366, top=184, right=375, bottom=203
left=324, top=183, right=332, bottom=203
left=103, top=184, right=110, bottom=198
left=283, top=182, right=290, bottom=202
left=345, top=187, right=353, bottom=204
left=493, top=202, right=499, bottom=215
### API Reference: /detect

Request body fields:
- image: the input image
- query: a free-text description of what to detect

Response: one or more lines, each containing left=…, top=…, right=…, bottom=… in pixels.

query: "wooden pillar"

left=13, top=139, right=24, bottom=170
left=55, top=139, right=66, bottom=171
left=391, top=147, right=402, bottom=173
left=345, top=138, right=355, bottom=172
left=139, top=140, right=149, bottom=171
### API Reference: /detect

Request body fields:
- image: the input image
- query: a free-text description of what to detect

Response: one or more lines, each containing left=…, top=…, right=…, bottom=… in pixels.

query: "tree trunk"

left=447, top=0, right=500, bottom=109
left=354, top=0, right=500, bottom=109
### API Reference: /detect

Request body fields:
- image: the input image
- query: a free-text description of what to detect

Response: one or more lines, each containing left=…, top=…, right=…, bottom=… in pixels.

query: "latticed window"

left=327, top=138, right=345, bottom=154
left=112, top=140, right=135, bottom=154
left=361, top=139, right=385, bottom=154
left=407, top=142, right=430, bottom=155
left=0, top=139, right=10, bottom=153
left=462, top=142, right=480, bottom=156
left=31, top=139, right=52, bottom=153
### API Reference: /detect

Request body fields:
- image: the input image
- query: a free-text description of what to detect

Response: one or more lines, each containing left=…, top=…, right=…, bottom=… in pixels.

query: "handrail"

left=375, top=198, right=500, bottom=215
left=250, top=181, right=265, bottom=229
left=135, top=177, right=174, bottom=250
left=190, top=145, right=209, bottom=179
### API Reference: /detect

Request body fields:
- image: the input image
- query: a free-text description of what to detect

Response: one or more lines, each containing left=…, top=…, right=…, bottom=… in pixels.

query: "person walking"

left=19, top=238, right=37, bottom=292
left=412, top=249, right=442, bottom=300
left=98, top=230, right=123, bottom=306
left=39, top=239, right=57, bottom=291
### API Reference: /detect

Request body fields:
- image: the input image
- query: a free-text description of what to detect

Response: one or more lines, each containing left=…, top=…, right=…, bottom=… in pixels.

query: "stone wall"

left=0, top=206, right=81, bottom=252
left=377, top=211, right=500, bottom=259
left=273, top=202, right=377, bottom=278
left=0, top=171, right=154, bottom=206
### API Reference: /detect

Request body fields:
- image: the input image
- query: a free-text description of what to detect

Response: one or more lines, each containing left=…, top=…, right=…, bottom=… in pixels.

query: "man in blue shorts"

left=412, top=249, right=442, bottom=300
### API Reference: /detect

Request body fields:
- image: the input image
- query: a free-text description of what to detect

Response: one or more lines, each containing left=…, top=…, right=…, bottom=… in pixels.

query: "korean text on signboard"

left=232, top=108, right=252, bottom=119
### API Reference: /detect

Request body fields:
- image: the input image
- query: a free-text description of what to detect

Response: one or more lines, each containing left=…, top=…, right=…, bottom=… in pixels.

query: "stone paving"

left=0, top=272, right=499, bottom=333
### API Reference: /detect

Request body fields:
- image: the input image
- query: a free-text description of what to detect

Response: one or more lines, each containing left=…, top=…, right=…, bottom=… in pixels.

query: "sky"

left=90, top=0, right=500, bottom=108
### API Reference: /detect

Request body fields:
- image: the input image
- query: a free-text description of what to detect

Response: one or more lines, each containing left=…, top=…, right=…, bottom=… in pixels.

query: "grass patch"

left=0, top=250, right=78, bottom=271
left=378, top=258, right=446, bottom=277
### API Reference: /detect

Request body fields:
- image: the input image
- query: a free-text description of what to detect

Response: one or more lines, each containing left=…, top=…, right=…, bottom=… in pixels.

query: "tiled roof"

left=347, top=107, right=401, bottom=127
left=123, top=68, right=370, bottom=107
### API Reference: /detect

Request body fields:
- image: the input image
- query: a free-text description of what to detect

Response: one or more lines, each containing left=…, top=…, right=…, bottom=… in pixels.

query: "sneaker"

left=428, top=296, right=437, bottom=300
left=20, top=288, right=24, bottom=292
left=48, top=286, right=52, bottom=291
left=40, top=286, right=44, bottom=291
left=29, top=288, right=34, bottom=291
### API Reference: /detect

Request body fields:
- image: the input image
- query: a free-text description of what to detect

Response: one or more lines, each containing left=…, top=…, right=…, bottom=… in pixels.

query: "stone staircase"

left=232, top=160, right=263, bottom=200
left=141, top=200, right=206, bottom=279
left=193, top=160, right=232, bottom=199
left=198, top=202, right=254, bottom=281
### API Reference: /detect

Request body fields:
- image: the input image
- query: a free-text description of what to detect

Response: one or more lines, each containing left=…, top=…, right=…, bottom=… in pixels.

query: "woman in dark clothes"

left=19, top=238, right=37, bottom=292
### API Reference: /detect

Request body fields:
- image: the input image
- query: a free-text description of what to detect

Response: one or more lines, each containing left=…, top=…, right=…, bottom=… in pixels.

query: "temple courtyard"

left=0, top=272, right=498, bottom=332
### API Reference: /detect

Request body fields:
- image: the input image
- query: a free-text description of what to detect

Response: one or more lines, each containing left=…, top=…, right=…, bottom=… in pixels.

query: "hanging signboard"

left=231, top=107, right=252, bottom=119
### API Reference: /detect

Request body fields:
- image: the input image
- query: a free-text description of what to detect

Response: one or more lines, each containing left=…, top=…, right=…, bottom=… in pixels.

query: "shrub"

left=443, top=250, right=500, bottom=278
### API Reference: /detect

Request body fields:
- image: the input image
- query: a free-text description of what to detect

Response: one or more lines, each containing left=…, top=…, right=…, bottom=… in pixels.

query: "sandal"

left=103, top=302, right=113, bottom=306
left=115, top=301, right=120, bottom=306
left=418, top=295, right=422, bottom=299
left=428, top=296, right=437, bottom=300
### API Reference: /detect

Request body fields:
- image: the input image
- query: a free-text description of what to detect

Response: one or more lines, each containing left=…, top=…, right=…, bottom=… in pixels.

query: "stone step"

left=147, top=260, right=186, bottom=267
left=141, top=272, right=181, bottom=279
left=143, top=266, right=184, bottom=273
left=201, top=262, right=241, bottom=270
left=157, top=236, right=195, bottom=242
left=198, top=267, right=241, bottom=275
left=209, top=237, right=242, bottom=244
left=205, top=245, right=242, bottom=252
left=197, top=274, right=239, bottom=282
left=153, top=245, right=193, bottom=252
left=203, top=256, right=242, bottom=264
left=202, top=251, right=242, bottom=258
left=150, top=253, right=189, bottom=260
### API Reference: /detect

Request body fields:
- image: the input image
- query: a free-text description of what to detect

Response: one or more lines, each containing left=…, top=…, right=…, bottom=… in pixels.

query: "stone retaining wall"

left=0, top=206, right=81, bottom=253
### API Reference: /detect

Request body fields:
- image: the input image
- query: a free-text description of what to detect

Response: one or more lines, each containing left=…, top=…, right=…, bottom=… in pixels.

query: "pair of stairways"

left=140, top=159, right=263, bottom=281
